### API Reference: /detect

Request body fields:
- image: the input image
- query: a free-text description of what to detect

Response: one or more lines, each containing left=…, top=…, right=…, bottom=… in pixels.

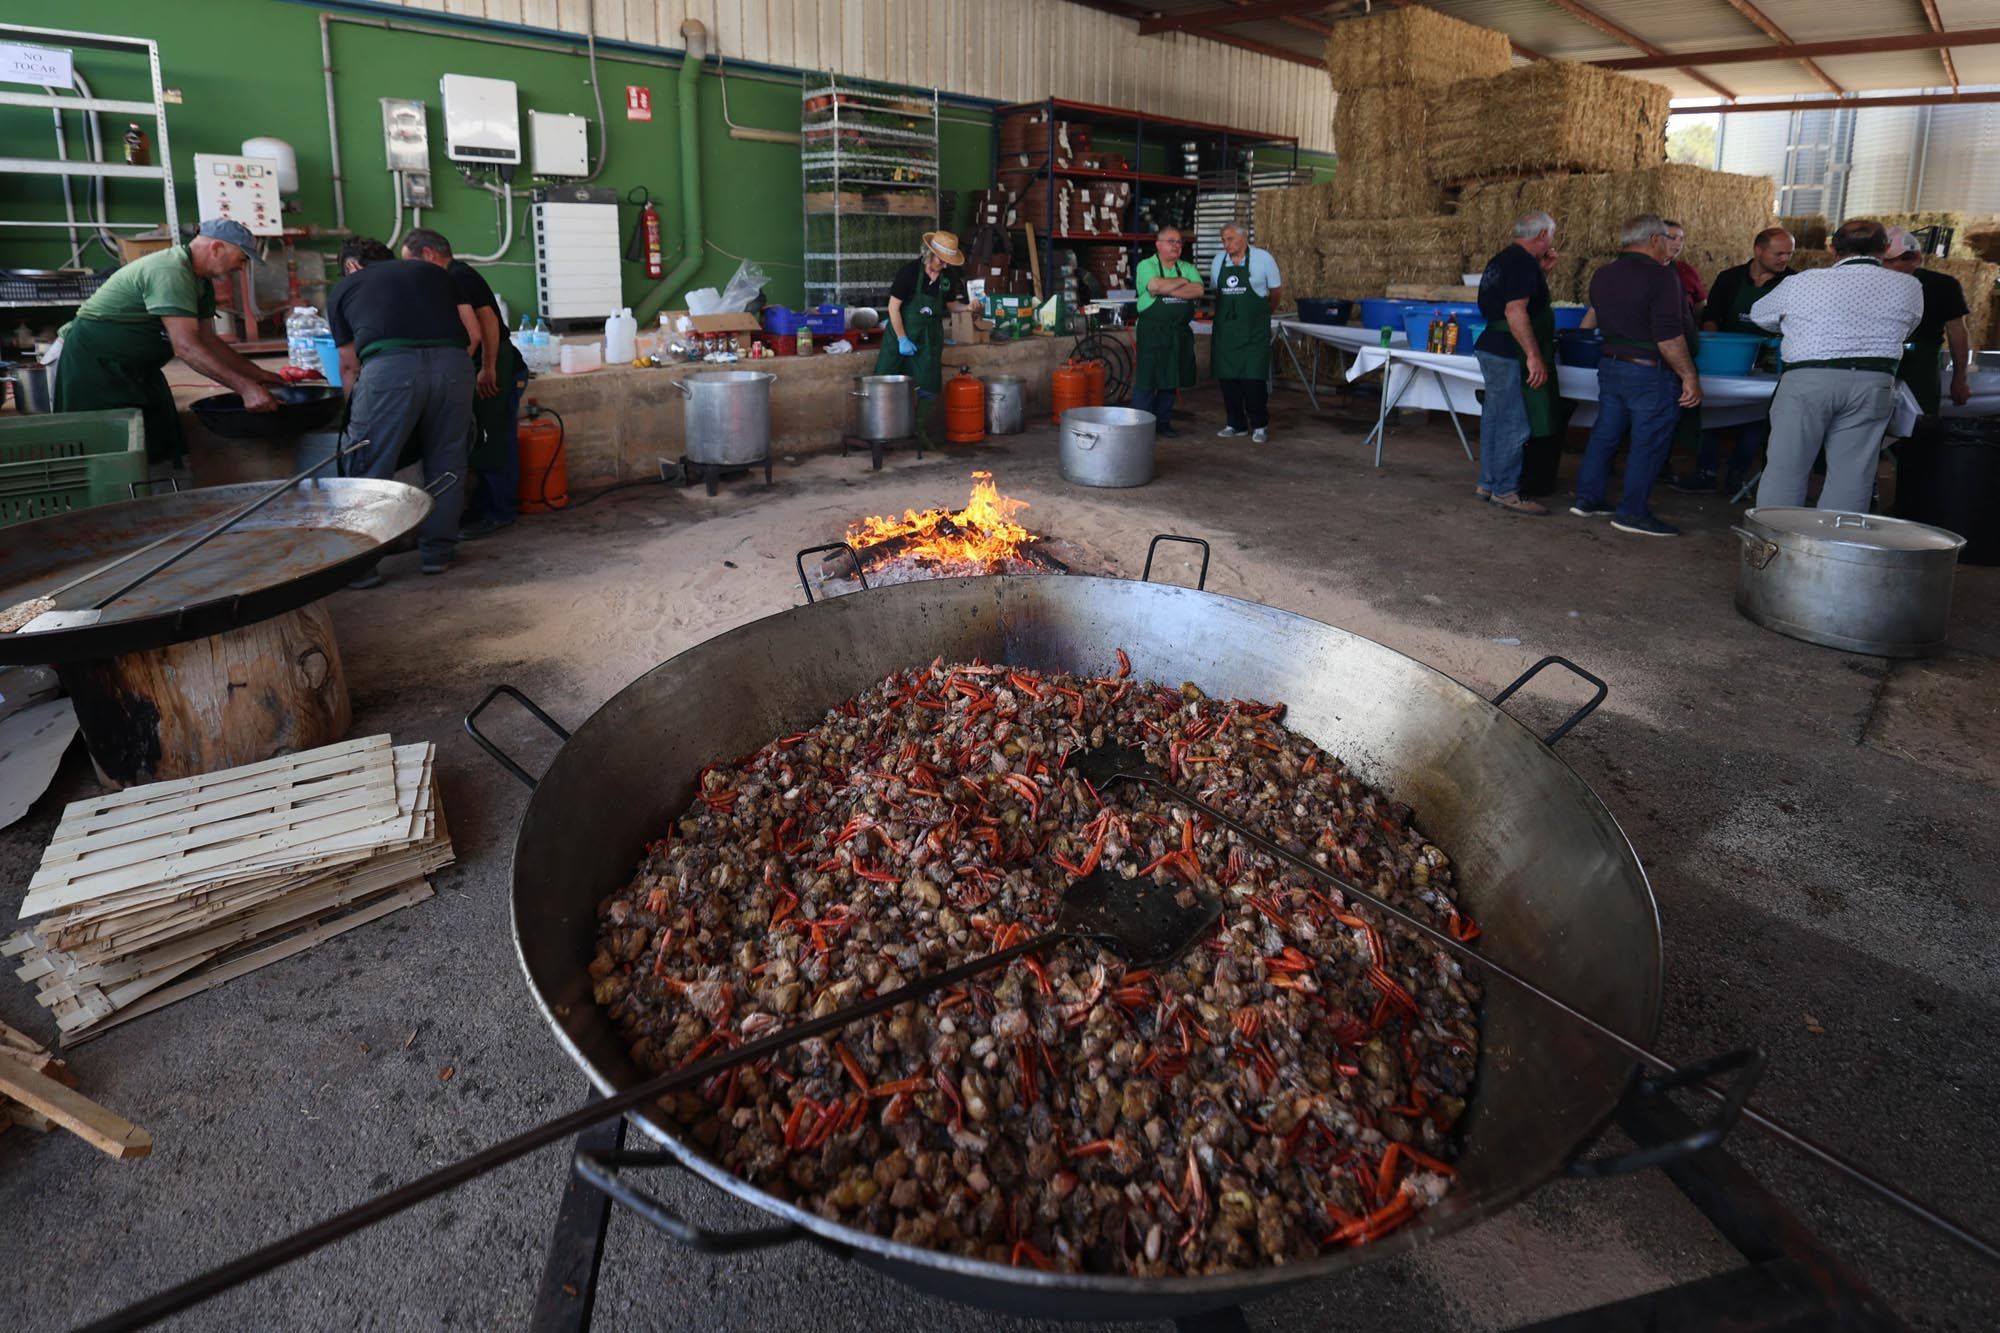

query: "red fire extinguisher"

left=625, top=187, right=664, bottom=280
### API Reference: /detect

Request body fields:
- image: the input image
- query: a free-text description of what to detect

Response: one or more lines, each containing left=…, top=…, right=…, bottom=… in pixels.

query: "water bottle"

left=532, top=316, right=552, bottom=373
left=285, top=306, right=327, bottom=371
left=513, top=313, right=532, bottom=356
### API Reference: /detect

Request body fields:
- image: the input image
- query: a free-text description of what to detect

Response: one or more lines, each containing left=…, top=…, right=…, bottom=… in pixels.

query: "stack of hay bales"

left=1963, top=217, right=2000, bottom=264
left=1425, top=61, right=1673, bottom=185
left=1254, top=181, right=1337, bottom=301
left=1779, top=213, right=1830, bottom=250
left=1787, top=245, right=1999, bottom=350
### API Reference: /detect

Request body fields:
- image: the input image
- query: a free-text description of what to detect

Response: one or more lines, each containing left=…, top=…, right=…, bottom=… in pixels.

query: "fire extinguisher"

left=625, top=186, right=664, bottom=280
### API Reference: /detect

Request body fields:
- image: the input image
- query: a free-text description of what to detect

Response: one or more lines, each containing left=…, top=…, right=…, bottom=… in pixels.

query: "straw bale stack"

left=1314, top=215, right=1473, bottom=296
left=1426, top=62, right=1671, bottom=185
left=1330, top=87, right=1447, bottom=217
left=1868, top=211, right=1972, bottom=255
left=1720, top=252, right=1996, bottom=348
left=1778, top=214, right=1829, bottom=250
left=1322, top=8, right=1510, bottom=89
left=1562, top=164, right=1775, bottom=255
left=1254, top=181, right=1338, bottom=296
left=1962, top=218, right=2000, bottom=264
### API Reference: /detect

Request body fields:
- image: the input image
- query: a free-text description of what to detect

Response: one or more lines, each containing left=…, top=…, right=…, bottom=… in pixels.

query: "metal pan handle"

left=795, top=542, right=869, bottom=604
left=128, top=478, right=183, bottom=498
left=1731, top=525, right=1779, bottom=570
left=1570, top=1046, right=1767, bottom=1178
left=571, top=1150, right=807, bottom=1254
left=1141, top=534, right=1210, bottom=590
left=463, top=684, right=571, bottom=790
left=1490, top=654, right=1608, bottom=747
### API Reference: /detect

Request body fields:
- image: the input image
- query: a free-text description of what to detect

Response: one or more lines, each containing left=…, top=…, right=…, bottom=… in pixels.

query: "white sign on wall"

left=0, top=43, right=75, bottom=89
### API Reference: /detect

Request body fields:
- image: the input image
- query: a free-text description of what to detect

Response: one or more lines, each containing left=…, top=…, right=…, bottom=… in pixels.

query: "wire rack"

left=802, top=75, right=940, bottom=308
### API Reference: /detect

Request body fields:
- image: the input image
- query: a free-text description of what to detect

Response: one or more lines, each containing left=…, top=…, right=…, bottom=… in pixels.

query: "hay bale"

left=1778, top=213, right=1828, bottom=249
left=1322, top=8, right=1511, bottom=90
left=1312, top=215, right=1472, bottom=297
left=1255, top=182, right=1338, bottom=298
left=1929, top=257, right=2000, bottom=348
left=1962, top=218, right=2000, bottom=264
left=1562, top=165, right=1774, bottom=257
left=1330, top=87, right=1447, bottom=217
left=1426, top=62, right=1671, bottom=184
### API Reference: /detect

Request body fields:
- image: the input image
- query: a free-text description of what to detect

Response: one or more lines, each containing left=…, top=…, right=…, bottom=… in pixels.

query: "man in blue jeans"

left=1570, top=214, right=1702, bottom=537
left=1471, top=211, right=1559, bottom=515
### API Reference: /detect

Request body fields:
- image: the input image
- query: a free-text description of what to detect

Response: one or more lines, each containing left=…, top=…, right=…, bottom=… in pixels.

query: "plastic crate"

left=805, top=304, right=846, bottom=336
left=760, top=306, right=808, bottom=336
left=0, top=409, right=149, bottom=528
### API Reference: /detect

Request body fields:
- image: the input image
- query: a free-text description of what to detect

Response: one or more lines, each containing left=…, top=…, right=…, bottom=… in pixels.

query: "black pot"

left=1895, top=415, right=2000, bottom=565
left=191, top=385, right=346, bottom=440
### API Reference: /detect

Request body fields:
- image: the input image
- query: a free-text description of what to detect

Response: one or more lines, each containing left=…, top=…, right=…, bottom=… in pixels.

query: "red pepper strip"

left=768, top=890, right=798, bottom=930
left=1010, top=1240, right=1055, bottom=1271
left=870, top=1074, right=928, bottom=1099
left=934, top=1067, right=966, bottom=1133
left=1115, top=647, right=1131, bottom=678
left=1448, top=909, right=1483, bottom=943
left=835, top=1041, right=874, bottom=1094
left=781, top=1098, right=813, bottom=1150
left=1007, top=672, right=1042, bottom=698
left=1067, top=1139, right=1118, bottom=1159
left=854, top=861, right=901, bottom=885
left=1324, top=1195, right=1415, bottom=1247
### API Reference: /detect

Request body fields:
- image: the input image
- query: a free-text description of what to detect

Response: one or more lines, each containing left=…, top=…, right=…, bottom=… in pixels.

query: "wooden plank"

left=0, top=1061, right=150, bottom=1158
left=49, top=734, right=387, bottom=821
left=61, top=883, right=434, bottom=1045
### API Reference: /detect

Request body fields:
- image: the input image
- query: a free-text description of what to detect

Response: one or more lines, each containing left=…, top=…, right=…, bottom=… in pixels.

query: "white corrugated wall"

left=370, top=0, right=1334, bottom=152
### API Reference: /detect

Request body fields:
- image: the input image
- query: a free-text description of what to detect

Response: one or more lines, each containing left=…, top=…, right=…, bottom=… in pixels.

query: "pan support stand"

left=841, top=434, right=923, bottom=472
left=676, top=454, right=774, bottom=497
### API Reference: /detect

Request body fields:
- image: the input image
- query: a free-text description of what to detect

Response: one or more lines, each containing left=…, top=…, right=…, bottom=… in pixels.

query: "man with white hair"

left=1884, top=226, right=1973, bottom=416
left=1748, top=218, right=1923, bottom=512
left=1568, top=214, right=1700, bottom=537
left=54, top=218, right=283, bottom=462
left=1208, top=222, right=1282, bottom=442
left=1470, top=211, right=1559, bottom=515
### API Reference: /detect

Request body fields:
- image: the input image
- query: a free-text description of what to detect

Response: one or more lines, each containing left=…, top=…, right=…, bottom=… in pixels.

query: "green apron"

left=1211, top=257, right=1270, bottom=382
left=52, top=316, right=183, bottom=463
left=470, top=336, right=520, bottom=470
left=874, top=269, right=950, bottom=394
left=1670, top=324, right=1703, bottom=453
left=1719, top=270, right=1773, bottom=336
left=1133, top=268, right=1198, bottom=393
left=1896, top=339, right=1944, bottom=417
left=1522, top=304, right=1559, bottom=438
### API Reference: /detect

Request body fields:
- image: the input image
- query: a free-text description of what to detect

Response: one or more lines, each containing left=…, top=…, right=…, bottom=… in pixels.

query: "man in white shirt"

left=1747, top=219, right=1923, bottom=512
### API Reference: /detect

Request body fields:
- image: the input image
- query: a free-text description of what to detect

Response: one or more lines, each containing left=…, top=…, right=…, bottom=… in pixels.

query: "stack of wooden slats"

left=6, top=734, right=450, bottom=1045
left=0, top=1018, right=151, bottom=1157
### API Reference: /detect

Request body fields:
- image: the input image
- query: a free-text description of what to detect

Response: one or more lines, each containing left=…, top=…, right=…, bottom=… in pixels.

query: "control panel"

left=192, top=153, right=283, bottom=237
left=380, top=97, right=433, bottom=207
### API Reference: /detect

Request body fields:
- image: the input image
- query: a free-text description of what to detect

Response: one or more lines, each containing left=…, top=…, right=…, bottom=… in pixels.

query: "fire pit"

left=813, top=472, right=1082, bottom=595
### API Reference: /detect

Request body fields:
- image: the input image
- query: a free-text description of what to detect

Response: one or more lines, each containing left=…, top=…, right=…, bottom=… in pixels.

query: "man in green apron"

left=1208, top=223, right=1281, bottom=442
left=1131, top=227, right=1202, bottom=437
left=876, top=231, right=971, bottom=442
left=1884, top=228, right=1973, bottom=417
left=53, top=219, right=282, bottom=463
left=1671, top=226, right=1794, bottom=495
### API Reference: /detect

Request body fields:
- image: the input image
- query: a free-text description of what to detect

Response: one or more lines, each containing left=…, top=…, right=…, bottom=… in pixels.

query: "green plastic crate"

left=0, top=409, right=149, bottom=527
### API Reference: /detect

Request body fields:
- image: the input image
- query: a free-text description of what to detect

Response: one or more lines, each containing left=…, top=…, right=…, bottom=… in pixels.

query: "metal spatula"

left=82, top=866, right=1220, bottom=1329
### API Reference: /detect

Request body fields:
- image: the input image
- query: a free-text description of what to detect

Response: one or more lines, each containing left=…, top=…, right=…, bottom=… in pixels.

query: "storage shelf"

left=803, top=73, right=940, bottom=319
left=0, top=157, right=168, bottom=181
left=1049, top=166, right=1199, bottom=186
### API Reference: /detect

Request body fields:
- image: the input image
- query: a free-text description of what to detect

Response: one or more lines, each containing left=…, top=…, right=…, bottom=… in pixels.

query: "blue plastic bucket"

left=313, top=335, right=340, bottom=387
left=1358, top=297, right=1410, bottom=336
left=1551, top=305, right=1588, bottom=330
left=1694, top=331, right=1763, bottom=376
left=1402, top=306, right=1479, bottom=350
left=1556, top=328, right=1602, bottom=369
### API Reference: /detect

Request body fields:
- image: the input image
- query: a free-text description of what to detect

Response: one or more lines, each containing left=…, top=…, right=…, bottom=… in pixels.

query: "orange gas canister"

left=944, top=366, right=986, bottom=443
left=516, top=405, right=569, bottom=513
left=1079, top=357, right=1106, bottom=406
left=1051, top=360, right=1091, bottom=424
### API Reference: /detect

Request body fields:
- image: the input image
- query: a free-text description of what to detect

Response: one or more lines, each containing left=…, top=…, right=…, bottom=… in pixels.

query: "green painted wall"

left=1, top=1, right=1333, bottom=325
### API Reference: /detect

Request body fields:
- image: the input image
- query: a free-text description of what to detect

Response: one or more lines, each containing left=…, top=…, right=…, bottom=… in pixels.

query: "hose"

left=459, top=183, right=515, bottom=264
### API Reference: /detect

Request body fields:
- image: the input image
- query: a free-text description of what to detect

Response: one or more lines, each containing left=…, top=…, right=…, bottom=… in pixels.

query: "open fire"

left=840, top=472, right=1067, bottom=583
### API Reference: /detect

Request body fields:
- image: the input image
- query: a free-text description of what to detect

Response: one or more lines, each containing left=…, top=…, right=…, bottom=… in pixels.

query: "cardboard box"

left=665, top=310, right=761, bottom=354
left=947, top=310, right=979, bottom=344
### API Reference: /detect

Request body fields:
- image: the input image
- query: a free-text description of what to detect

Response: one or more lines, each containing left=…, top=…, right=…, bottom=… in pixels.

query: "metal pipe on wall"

left=321, top=15, right=347, bottom=231
left=634, top=20, right=708, bottom=325
left=43, top=91, right=83, bottom=266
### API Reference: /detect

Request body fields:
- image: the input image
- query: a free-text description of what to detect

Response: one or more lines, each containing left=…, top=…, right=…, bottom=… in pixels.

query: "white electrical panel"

left=193, top=153, right=283, bottom=237
left=528, top=111, right=591, bottom=178
left=532, top=197, right=621, bottom=320
left=439, top=74, right=521, bottom=165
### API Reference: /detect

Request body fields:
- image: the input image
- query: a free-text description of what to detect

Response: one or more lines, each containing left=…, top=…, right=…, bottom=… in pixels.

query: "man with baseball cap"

left=54, top=219, right=283, bottom=463
left=1883, top=226, right=1973, bottom=416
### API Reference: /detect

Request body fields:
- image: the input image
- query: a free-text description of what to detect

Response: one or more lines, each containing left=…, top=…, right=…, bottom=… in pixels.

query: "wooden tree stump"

left=55, top=602, right=350, bottom=789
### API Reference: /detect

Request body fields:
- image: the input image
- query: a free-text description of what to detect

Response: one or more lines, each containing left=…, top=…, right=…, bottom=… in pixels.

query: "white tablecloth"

left=1277, top=320, right=2000, bottom=435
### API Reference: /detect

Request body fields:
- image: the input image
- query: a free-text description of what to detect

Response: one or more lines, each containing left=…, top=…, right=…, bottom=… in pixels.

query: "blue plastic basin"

left=1556, top=328, right=1602, bottom=369
left=1695, top=331, right=1763, bottom=376
left=1358, top=297, right=1412, bottom=336
left=1552, top=305, right=1588, bottom=330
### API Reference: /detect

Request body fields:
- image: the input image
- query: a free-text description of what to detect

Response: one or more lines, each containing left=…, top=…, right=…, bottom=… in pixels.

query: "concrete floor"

left=4, top=383, right=1997, bottom=1331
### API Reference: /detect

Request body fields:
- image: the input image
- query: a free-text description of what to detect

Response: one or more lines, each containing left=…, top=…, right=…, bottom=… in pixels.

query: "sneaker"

left=1216, top=426, right=1243, bottom=438
left=459, top=516, right=514, bottom=541
left=421, top=554, right=454, bottom=576
left=1610, top=513, right=1680, bottom=537
left=346, top=570, right=384, bottom=590
left=1569, top=499, right=1615, bottom=518
left=1251, top=428, right=1268, bottom=443
left=1667, top=472, right=1717, bottom=495
left=1157, top=426, right=1179, bottom=439
left=1474, top=485, right=1492, bottom=499
left=1488, top=492, right=1548, bottom=516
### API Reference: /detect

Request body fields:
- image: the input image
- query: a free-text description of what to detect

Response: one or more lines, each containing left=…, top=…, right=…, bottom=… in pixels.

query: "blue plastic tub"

left=1358, top=298, right=1413, bottom=336
left=1551, top=305, right=1589, bottom=331
left=312, top=335, right=341, bottom=387
left=1556, top=328, right=1602, bottom=369
left=1296, top=297, right=1353, bottom=326
left=805, top=304, right=846, bottom=337
left=1402, top=306, right=1480, bottom=351
left=761, top=305, right=806, bottom=335
left=1695, top=331, right=1763, bottom=376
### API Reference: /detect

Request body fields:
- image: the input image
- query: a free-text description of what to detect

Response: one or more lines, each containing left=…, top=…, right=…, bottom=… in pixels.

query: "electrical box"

left=439, top=74, right=521, bottom=165
left=528, top=110, right=591, bottom=179
left=192, top=153, right=283, bottom=237
left=379, top=97, right=433, bottom=207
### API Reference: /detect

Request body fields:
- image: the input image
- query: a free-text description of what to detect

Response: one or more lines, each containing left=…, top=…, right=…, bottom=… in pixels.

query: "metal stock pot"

left=851, top=374, right=916, bottom=442
left=1733, top=507, right=1967, bottom=657
left=675, top=370, right=774, bottom=467
left=1060, top=405, right=1156, bottom=488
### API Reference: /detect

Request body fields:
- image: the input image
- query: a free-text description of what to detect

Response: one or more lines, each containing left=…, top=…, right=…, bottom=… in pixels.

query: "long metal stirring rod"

left=1094, top=755, right=2000, bottom=1265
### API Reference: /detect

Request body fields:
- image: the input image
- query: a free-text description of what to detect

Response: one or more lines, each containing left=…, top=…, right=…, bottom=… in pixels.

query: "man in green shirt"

left=1131, top=227, right=1203, bottom=436
left=54, top=218, right=282, bottom=462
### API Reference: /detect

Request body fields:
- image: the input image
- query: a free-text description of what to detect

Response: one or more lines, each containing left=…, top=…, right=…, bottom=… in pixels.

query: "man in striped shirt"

left=1747, top=219, right=1923, bottom=512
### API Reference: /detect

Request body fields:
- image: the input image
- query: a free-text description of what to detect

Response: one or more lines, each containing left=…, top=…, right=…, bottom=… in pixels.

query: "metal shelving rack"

left=993, top=97, right=1297, bottom=295
left=0, top=21, right=181, bottom=309
left=801, top=75, right=939, bottom=310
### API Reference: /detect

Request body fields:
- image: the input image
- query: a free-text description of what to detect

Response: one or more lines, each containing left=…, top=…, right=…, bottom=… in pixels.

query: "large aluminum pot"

left=490, top=573, right=1659, bottom=1322
left=850, top=374, right=915, bottom=442
left=675, top=370, right=774, bottom=466
left=1733, top=507, right=1967, bottom=657
left=983, top=374, right=1025, bottom=435
left=1060, top=405, right=1155, bottom=487
left=3, top=361, right=55, bottom=414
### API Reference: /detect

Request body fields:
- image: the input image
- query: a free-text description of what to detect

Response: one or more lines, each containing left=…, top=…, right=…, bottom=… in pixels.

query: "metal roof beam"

left=1542, top=0, right=1739, bottom=99
left=1718, top=0, right=1843, bottom=93
left=1136, top=1, right=1337, bottom=38
left=1685, top=90, right=2000, bottom=114
left=1918, top=1, right=1960, bottom=91
left=1067, top=0, right=1326, bottom=66
left=1598, top=25, right=2000, bottom=71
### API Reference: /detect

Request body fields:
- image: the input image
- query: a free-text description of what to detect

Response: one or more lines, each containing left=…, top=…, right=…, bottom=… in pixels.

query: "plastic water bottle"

left=285, top=306, right=328, bottom=370
left=513, top=312, right=532, bottom=356
left=532, top=316, right=552, bottom=372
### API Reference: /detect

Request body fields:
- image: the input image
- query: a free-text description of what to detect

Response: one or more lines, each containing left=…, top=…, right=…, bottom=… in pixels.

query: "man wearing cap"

left=1671, top=225, right=1795, bottom=496
left=54, top=219, right=283, bottom=463
left=878, top=231, right=973, bottom=441
left=1208, top=223, right=1282, bottom=443
left=1884, top=227, right=1973, bottom=416
left=1131, top=227, right=1203, bottom=437
left=1747, top=218, right=1923, bottom=512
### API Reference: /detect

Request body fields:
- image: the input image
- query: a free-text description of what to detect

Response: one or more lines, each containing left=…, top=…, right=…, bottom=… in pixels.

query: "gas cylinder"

left=1079, top=357, right=1106, bottom=406
left=944, top=366, right=986, bottom=444
left=516, top=405, right=569, bottom=513
left=1051, top=359, right=1091, bottom=424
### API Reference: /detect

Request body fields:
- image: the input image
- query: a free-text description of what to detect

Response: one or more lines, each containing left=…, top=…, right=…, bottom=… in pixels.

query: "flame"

left=846, top=471, right=1038, bottom=570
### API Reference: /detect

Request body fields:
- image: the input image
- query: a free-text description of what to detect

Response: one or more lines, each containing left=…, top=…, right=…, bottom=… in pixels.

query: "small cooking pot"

left=1732, top=507, right=1967, bottom=657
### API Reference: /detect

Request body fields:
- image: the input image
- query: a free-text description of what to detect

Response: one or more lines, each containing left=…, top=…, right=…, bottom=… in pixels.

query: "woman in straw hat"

left=877, top=231, right=974, bottom=437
